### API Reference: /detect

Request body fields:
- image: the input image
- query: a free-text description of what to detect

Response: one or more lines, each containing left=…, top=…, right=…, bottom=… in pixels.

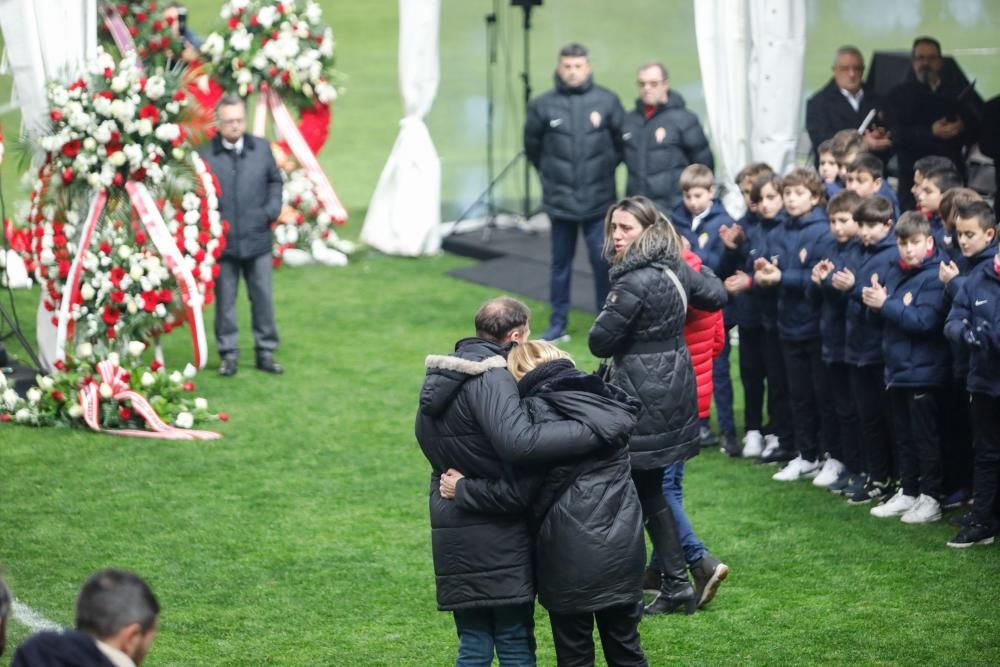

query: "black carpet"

left=442, top=225, right=601, bottom=314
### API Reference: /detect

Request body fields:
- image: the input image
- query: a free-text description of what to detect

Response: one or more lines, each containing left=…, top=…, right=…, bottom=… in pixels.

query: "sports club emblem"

left=799, top=247, right=808, bottom=264
left=871, top=272, right=879, bottom=285
left=590, top=110, right=602, bottom=128
left=698, top=232, right=710, bottom=249
left=903, top=291, right=913, bottom=306
left=655, top=127, right=666, bottom=144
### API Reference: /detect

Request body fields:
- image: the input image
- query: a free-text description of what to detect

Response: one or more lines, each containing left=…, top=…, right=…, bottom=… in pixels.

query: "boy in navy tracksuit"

left=810, top=191, right=863, bottom=490
left=944, top=202, right=1000, bottom=546
left=723, top=172, right=795, bottom=462
left=671, top=163, right=739, bottom=453
left=754, top=168, right=836, bottom=480
left=939, top=201, right=997, bottom=505
left=845, top=153, right=901, bottom=220
left=863, top=212, right=952, bottom=523
left=834, top=197, right=899, bottom=504
left=916, top=167, right=963, bottom=250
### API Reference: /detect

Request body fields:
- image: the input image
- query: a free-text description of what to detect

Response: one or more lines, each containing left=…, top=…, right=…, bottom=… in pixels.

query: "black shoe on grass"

left=846, top=478, right=889, bottom=505
left=946, top=522, right=997, bottom=548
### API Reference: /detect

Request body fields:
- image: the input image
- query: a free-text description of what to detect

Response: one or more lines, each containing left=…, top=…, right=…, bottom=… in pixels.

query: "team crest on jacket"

left=698, top=232, right=709, bottom=249
left=590, top=111, right=602, bottom=128
left=799, top=247, right=808, bottom=263
left=871, top=272, right=879, bottom=285
left=903, top=291, right=913, bottom=306
left=655, top=127, right=666, bottom=144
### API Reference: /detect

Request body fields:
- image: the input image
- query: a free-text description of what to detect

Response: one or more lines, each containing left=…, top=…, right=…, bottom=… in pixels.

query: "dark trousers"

left=762, top=328, right=794, bottom=445
left=942, top=381, right=974, bottom=495
left=549, top=602, right=648, bottom=667
left=848, top=364, right=894, bottom=481
left=781, top=338, right=830, bottom=461
left=712, top=328, right=736, bottom=436
left=889, top=387, right=944, bottom=499
left=827, top=362, right=860, bottom=470
left=738, top=326, right=767, bottom=432
left=631, top=467, right=668, bottom=516
left=549, top=217, right=610, bottom=331
left=453, top=604, right=536, bottom=667
left=970, top=393, right=1000, bottom=525
left=215, top=253, right=279, bottom=358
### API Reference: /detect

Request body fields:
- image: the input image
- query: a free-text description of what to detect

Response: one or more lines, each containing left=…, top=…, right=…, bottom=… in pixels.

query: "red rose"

left=165, top=14, right=175, bottom=26
left=228, top=17, right=239, bottom=29
left=110, top=266, right=126, bottom=286
left=152, top=20, right=163, bottom=31
left=102, top=305, right=120, bottom=326
left=119, top=407, right=132, bottom=420
left=107, top=132, right=123, bottom=154
left=107, top=328, right=117, bottom=340
left=250, top=15, right=259, bottom=27
left=135, top=10, right=147, bottom=23
left=116, top=3, right=127, bottom=15
left=53, top=233, right=68, bottom=248
left=111, top=290, right=126, bottom=304
left=218, top=412, right=229, bottom=422
left=158, top=288, right=172, bottom=303
left=131, top=167, right=147, bottom=182
left=100, top=241, right=112, bottom=255
left=50, top=316, right=58, bottom=326
left=51, top=390, right=65, bottom=402
left=135, top=231, right=148, bottom=245
left=183, top=381, right=195, bottom=392
left=57, top=260, right=70, bottom=279
left=96, top=90, right=114, bottom=100
left=128, top=25, right=138, bottom=37
left=54, top=360, right=66, bottom=371
left=139, top=104, right=160, bottom=124
left=43, top=299, right=55, bottom=312
left=173, top=90, right=186, bottom=101
left=61, top=167, right=75, bottom=184
left=104, top=67, right=113, bottom=78
left=150, top=359, right=163, bottom=371
left=112, top=172, right=124, bottom=187
left=281, top=71, right=291, bottom=85
left=142, top=291, right=158, bottom=312
left=61, top=139, right=82, bottom=158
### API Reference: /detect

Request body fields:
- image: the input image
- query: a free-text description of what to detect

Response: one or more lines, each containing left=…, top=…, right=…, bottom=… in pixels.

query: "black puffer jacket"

left=589, top=239, right=727, bottom=470
left=415, top=338, right=603, bottom=610
left=452, top=359, right=645, bottom=614
left=623, top=92, right=714, bottom=212
left=524, top=75, right=625, bottom=221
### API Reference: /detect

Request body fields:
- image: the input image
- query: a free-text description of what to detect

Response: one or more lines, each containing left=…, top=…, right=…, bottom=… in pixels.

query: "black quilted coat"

left=452, top=359, right=645, bottom=614
left=415, top=338, right=604, bottom=610
left=524, top=75, right=625, bottom=221
left=589, top=240, right=727, bottom=470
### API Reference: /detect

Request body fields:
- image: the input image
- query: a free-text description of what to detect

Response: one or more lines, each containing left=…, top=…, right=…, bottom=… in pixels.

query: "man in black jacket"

left=805, top=46, right=892, bottom=169
left=524, top=43, right=624, bottom=342
left=200, top=95, right=284, bottom=377
left=623, top=61, right=713, bottom=214
left=415, top=296, right=606, bottom=666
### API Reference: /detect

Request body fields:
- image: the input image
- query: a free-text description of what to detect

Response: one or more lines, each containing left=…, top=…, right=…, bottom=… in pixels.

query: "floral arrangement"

left=0, top=343, right=226, bottom=430
left=15, top=48, right=226, bottom=357
left=201, top=0, right=343, bottom=108
left=98, top=1, right=186, bottom=71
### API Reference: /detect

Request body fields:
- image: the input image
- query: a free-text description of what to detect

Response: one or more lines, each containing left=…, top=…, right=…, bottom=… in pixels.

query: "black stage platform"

left=441, top=223, right=601, bottom=314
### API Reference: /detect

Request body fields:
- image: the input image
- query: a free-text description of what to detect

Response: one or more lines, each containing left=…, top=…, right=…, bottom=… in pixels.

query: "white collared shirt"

left=839, top=87, right=864, bottom=113
left=96, top=639, right=138, bottom=667
left=691, top=207, right=711, bottom=234
left=221, top=136, right=244, bottom=155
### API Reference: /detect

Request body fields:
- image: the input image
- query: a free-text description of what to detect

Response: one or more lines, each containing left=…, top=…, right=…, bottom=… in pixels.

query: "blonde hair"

left=507, top=341, right=574, bottom=381
left=679, top=163, right=715, bottom=192
left=603, top=196, right=683, bottom=264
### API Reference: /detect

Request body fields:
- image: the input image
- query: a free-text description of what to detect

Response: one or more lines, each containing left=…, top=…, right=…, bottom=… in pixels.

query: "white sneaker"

left=812, top=458, right=845, bottom=487
left=742, top=430, right=764, bottom=458
left=900, top=494, right=942, bottom=524
left=772, top=456, right=820, bottom=481
left=760, top=434, right=780, bottom=459
left=870, top=489, right=917, bottom=518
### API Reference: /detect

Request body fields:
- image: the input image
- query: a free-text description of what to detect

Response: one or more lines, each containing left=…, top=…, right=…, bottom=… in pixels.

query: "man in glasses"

left=622, top=61, right=713, bottom=216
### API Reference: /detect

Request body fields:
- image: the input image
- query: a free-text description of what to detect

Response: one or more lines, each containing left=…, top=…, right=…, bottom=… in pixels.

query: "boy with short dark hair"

left=910, top=155, right=956, bottom=212
left=834, top=196, right=898, bottom=503
left=754, top=168, right=836, bottom=480
left=817, top=140, right=841, bottom=199
left=829, top=129, right=864, bottom=182
left=944, top=202, right=1000, bottom=546
left=810, top=190, right=863, bottom=488
left=845, top=152, right=901, bottom=218
left=671, top=163, right=739, bottom=453
left=862, top=212, right=951, bottom=523
left=918, top=167, right=963, bottom=248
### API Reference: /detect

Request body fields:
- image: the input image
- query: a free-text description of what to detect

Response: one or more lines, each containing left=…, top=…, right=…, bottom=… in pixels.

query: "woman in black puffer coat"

left=440, top=341, right=648, bottom=667
left=589, top=195, right=726, bottom=616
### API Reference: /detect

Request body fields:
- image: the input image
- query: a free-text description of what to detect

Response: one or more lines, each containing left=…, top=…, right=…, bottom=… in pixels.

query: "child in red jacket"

left=683, top=248, right=727, bottom=423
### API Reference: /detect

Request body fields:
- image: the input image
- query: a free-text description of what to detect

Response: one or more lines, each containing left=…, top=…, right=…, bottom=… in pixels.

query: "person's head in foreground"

left=76, top=569, right=160, bottom=666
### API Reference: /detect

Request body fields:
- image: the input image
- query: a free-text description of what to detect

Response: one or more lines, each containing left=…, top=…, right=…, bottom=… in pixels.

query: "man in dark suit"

left=806, top=46, right=892, bottom=167
left=200, top=95, right=284, bottom=376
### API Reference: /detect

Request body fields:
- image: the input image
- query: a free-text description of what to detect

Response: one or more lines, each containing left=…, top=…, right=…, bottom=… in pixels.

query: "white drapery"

left=359, top=0, right=442, bottom=257
left=695, top=0, right=805, bottom=216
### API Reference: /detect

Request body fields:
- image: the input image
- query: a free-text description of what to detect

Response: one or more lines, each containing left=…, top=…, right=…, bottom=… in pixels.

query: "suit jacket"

left=805, top=79, right=888, bottom=164
left=199, top=134, right=283, bottom=260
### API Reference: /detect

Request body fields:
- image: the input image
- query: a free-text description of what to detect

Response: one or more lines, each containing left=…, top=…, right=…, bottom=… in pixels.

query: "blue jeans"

left=651, top=463, right=706, bottom=567
left=712, top=330, right=735, bottom=436
left=453, top=603, right=536, bottom=667
left=548, top=216, right=610, bottom=331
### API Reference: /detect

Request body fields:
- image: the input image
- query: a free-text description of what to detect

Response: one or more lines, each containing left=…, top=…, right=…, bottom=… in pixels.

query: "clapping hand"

left=831, top=267, right=855, bottom=292
left=812, top=259, right=835, bottom=284
left=724, top=270, right=752, bottom=295
left=719, top=224, right=744, bottom=250
left=439, top=468, right=465, bottom=499
left=862, top=273, right=888, bottom=310
left=939, top=260, right=960, bottom=285
left=754, top=257, right=781, bottom=287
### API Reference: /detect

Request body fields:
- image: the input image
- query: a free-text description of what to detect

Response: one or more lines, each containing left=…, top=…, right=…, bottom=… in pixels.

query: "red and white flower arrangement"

left=98, top=0, right=186, bottom=71
left=201, top=0, right=343, bottom=108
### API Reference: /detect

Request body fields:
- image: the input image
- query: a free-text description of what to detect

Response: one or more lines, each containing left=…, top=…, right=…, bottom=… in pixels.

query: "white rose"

left=127, top=300, right=139, bottom=315
left=118, top=245, right=131, bottom=259
left=108, top=151, right=127, bottom=167
left=3, top=389, right=19, bottom=409
left=145, top=76, right=166, bottom=101
left=128, top=340, right=146, bottom=357
left=107, top=352, right=120, bottom=366
left=79, top=283, right=95, bottom=301
left=172, top=148, right=186, bottom=161
left=141, top=371, right=156, bottom=387
left=230, top=29, right=252, bottom=53
left=110, top=76, right=128, bottom=93
left=175, top=411, right=194, bottom=429
left=137, top=119, right=153, bottom=137
left=77, top=342, right=94, bottom=359
left=194, top=397, right=208, bottom=411
left=15, top=408, right=32, bottom=423
left=154, top=123, right=180, bottom=142
left=99, top=383, right=113, bottom=399
left=130, top=264, right=144, bottom=280
left=305, top=1, right=323, bottom=23
left=87, top=172, right=102, bottom=188
left=38, top=376, right=55, bottom=391
left=183, top=363, right=197, bottom=379
left=83, top=137, right=97, bottom=151
left=68, top=403, right=84, bottom=418
left=27, top=387, right=42, bottom=404
left=170, top=371, right=182, bottom=384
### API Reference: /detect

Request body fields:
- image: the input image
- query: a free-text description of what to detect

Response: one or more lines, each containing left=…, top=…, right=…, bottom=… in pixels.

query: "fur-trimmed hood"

left=609, top=234, right=680, bottom=281
left=420, top=337, right=508, bottom=417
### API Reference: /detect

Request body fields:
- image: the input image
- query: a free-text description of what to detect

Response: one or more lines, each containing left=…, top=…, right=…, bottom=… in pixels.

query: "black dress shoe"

left=719, top=433, right=741, bottom=457
left=219, top=357, right=238, bottom=377
left=698, top=425, right=718, bottom=449
left=255, top=354, right=284, bottom=374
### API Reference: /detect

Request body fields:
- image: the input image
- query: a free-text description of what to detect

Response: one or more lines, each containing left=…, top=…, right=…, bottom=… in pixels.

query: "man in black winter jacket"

left=415, top=297, right=606, bottom=666
left=524, top=43, right=624, bottom=342
left=623, top=61, right=713, bottom=214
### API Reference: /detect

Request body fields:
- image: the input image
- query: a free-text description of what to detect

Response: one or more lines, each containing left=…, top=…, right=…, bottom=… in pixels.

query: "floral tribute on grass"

left=7, top=49, right=226, bottom=438
left=99, top=0, right=185, bottom=72
left=0, top=343, right=225, bottom=439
